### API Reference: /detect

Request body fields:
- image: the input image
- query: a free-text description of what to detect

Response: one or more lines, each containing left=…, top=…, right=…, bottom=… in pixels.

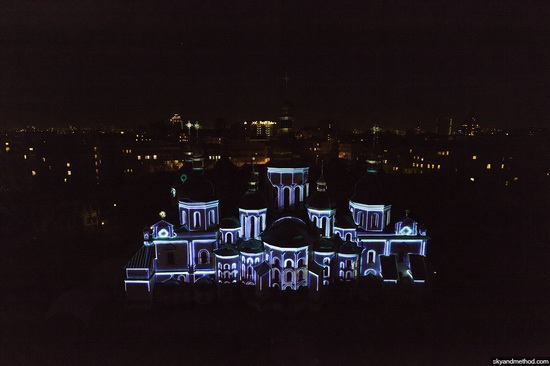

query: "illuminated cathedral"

left=124, top=150, right=430, bottom=301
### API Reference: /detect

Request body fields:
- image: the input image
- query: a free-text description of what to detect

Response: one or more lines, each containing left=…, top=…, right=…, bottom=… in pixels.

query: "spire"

left=316, top=162, right=327, bottom=192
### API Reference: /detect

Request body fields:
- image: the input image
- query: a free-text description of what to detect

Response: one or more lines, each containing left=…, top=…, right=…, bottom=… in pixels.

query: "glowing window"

left=198, top=249, right=210, bottom=264
left=193, top=211, right=201, bottom=227
left=367, top=250, right=376, bottom=264
left=486, top=164, right=491, bottom=170
left=501, top=164, right=505, bottom=169
left=472, top=155, right=477, bottom=160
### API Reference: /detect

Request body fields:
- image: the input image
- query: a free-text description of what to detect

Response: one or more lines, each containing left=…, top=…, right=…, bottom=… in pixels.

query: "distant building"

left=124, top=150, right=430, bottom=301
left=244, top=120, right=277, bottom=139
left=436, top=117, right=453, bottom=136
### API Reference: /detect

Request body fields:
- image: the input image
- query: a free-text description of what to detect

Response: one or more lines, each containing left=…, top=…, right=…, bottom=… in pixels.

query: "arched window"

left=346, top=271, right=351, bottom=279
left=249, top=216, right=256, bottom=238
left=346, top=259, right=352, bottom=268
left=298, top=270, right=304, bottom=281
left=225, top=232, right=233, bottom=244
left=247, top=266, right=252, bottom=280
left=231, top=263, right=236, bottom=270
left=273, top=268, right=280, bottom=281
left=284, top=187, right=291, bottom=209
left=182, top=210, right=187, bottom=225
left=247, top=257, right=253, bottom=265
left=321, top=217, right=327, bottom=236
left=167, top=252, right=175, bottom=265
left=371, top=213, right=379, bottom=229
left=218, top=262, right=222, bottom=269
left=340, top=262, right=344, bottom=269
left=286, top=271, right=293, bottom=282
left=323, top=257, right=330, bottom=265
left=367, top=250, right=376, bottom=264
left=193, top=211, right=201, bottom=228
left=285, top=259, right=293, bottom=268
left=223, top=263, right=230, bottom=270
left=345, top=233, right=352, bottom=242
left=273, top=257, right=280, bottom=268
left=298, top=258, right=305, bottom=268
left=260, top=215, right=265, bottom=231
left=294, top=185, right=301, bottom=206
left=357, top=211, right=364, bottom=227
left=209, top=210, right=216, bottom=226
left=198, top=249, right=210, bottom=264
left=323, top=266, right=329, bottom=277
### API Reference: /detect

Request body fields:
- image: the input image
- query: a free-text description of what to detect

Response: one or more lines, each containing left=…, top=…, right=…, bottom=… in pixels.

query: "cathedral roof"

left=338, top=241, right=362, bottom=255
left=214, top=244, right=240, bottom=257
left=261, top=216, right=316, bottom=248
left=350, top=168, right=385, bottom=205
left=219, top=217, right=240, bottom=229
left=313, top=237, right=339, bottom=252
left=174, top=166, right=215, bottom=203
left=239, top=189, right=267, bottom=210
left=236, top=238, right=264, bottom=254
left=334, top=213, right=357, bottom=229
left=306, top=191, right=335, bottom=210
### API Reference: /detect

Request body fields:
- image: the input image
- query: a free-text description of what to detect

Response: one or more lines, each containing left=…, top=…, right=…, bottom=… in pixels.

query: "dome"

left=214, top=244, right=239, bottom=257
left=313, top=237, right=341, bottom=252
left=261, top=216, right=315, bottom=248
left=350, top=168, right=385, bottom=205
left=338, top=241, right=361, bottom=255
left=236, top=238, right=264, bottom=254
left=219, top=217, right=240, bottom=229
left=239, top=189, right=268, bottom=210
left=238, top=169, right=267, bottom=210
left=306, top=191, right=335, bottom=210
left=306, top=167, right=335, bottom=210
left=334, top=213, right=356, bottom=229
left=175, top=167, right=215, bottom=202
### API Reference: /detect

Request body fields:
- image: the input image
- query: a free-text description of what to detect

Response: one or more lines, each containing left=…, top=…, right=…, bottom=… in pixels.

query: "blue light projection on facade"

left=124, top=156, right=430, bottom=301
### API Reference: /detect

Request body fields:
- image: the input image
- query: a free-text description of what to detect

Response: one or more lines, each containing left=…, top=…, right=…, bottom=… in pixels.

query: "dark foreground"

left=2, top=176, right=549, bottom=365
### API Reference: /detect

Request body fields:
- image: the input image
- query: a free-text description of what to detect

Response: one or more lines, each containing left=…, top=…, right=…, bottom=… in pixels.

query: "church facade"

left=124, top=154, right=430, bottom=301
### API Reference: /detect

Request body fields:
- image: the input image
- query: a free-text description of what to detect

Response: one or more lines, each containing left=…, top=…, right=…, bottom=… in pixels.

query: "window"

left=193, top=211, right=201, bottom=228
left=285, top=259, right=293, bottom=268
left=209, top=210, right=216, bottom=226
left=298, top=270, right=304, bottom=281
left=323, top=266, right=329, bottom=277
left=273, top=257, right=280, bottom=268
left=367, top=250, right=376, bottom=264
left=273, top=268, right=280, bottom=281
left=249, top=216, right=256, bottom=238
left=298, top=258, right=305, bottom=268
left=323, top=257, right=330, bottom=265
left=286, top=271, right=293, bottom=282
left=371, top=213, right=379, bottom=229
left=198, top=249, right=210, bottom=264
left=346, top=259, right=352, bottom=268
left=226, top=232, right=233, bottom=244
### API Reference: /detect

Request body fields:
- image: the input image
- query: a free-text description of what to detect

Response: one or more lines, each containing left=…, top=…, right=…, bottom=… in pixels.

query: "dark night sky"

left=1, top=1, right=549, bottom=130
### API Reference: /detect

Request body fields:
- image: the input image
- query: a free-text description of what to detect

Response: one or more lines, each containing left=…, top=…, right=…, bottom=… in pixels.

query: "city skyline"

left=1, top=1, right=549, bottom=130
